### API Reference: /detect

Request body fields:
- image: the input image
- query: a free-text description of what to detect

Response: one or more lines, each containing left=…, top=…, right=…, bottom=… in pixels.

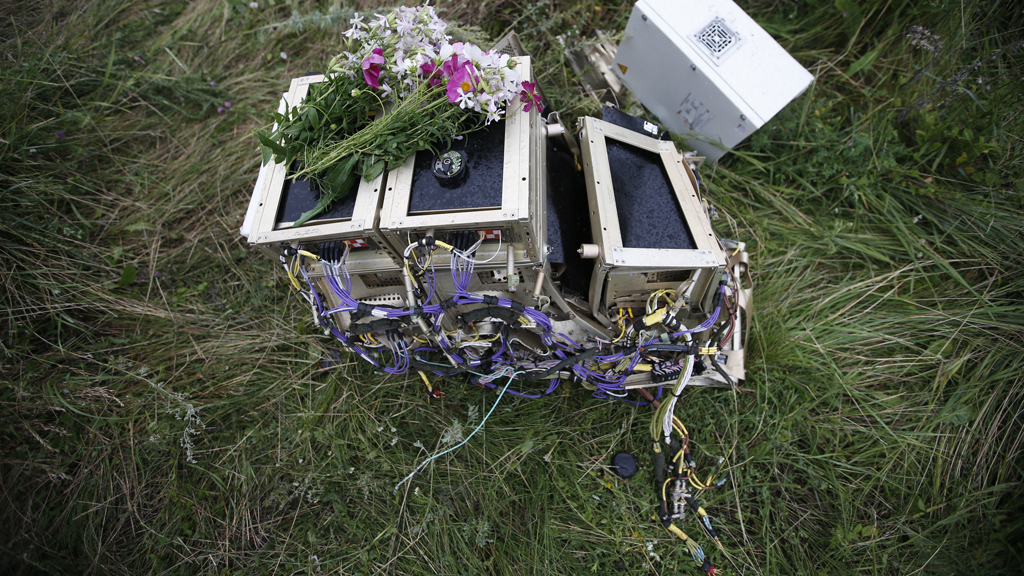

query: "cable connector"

left=662, top=313, right=681, bottom=331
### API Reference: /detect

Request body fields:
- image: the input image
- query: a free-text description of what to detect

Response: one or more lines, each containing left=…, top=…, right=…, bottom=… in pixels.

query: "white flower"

left=438, top=43, right=454, bottom=62
left=280, top=51, right=288, bottom=60
left=456, top=89, right=475, bottom=110
left=391, top=52, right=407, bottom=76
left=248, top=1, right=258, bottom=8
left=349, top=13, right=363, bottom=26
left=501, top=63, right=521, bottom=86
left=344, top=27, right=365, bottom=40
left=463, top=44, right=483, bottom=65
left=371, top=13, right=390, bottom=33
left=396, top=18, right=414, bottom=36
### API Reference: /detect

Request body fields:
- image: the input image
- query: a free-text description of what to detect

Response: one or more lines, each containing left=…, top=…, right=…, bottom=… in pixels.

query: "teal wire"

left=393, top=369, right=520, bottom=494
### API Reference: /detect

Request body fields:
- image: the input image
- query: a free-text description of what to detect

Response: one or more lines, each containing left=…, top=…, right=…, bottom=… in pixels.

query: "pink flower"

left=420, top=61, right=441, bottom=87
left=362, top=48, right=385, bottom=87
left=441, top=54, right=462, bottom=79
left=446, top=63, right=478, bottom=104
left=519, top=80, right=540, bottom=112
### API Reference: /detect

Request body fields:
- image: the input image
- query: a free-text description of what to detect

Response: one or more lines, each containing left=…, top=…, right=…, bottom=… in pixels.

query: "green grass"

left=2, top=0, right=1022, bottom=574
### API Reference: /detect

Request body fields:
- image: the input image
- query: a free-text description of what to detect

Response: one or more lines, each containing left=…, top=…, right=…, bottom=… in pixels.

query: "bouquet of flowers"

left=258, top=5, right=540, bottom=226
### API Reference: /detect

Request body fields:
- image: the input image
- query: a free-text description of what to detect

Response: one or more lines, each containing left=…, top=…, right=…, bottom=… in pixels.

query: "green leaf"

left=293, top=155, right=359, bottom=227
left=364, top=160, right=386, bottom=181
left=257, top=132, right=286, bottom=160
left=118, top=263, right=137, bottom=287
left=847, top=48, right=879, bottom=75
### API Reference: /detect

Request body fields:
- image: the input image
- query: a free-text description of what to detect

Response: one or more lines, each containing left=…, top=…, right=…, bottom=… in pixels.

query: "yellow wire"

left=418, top=371, right=432, bottom=393
left=667, top=524, right=690, bottom=542
left=613, top=309, right=628, bottom=342
left=285, top=257, right=301, bottom=290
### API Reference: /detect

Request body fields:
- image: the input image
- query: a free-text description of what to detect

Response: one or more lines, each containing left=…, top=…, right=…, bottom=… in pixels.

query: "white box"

left=612, top=0, right=813, bottom=162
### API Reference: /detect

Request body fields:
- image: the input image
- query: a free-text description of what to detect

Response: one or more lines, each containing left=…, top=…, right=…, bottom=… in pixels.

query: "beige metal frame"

left=378, top=57, right=546, bottom=269
left=577, top=116, right=727, bottom=318
left=246, top=74, right=398, bottom=268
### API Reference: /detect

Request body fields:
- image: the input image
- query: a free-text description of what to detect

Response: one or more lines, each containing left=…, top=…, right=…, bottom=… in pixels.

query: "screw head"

left=642, top=14, right=647, bottom=21
left=690, top=64, right=697, bottom=70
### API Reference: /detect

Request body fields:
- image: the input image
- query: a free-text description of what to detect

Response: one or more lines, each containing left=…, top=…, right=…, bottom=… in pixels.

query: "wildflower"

left=344, top=25, right=366, bottom=40
left=217, top=107, right=225, bottom=114
left=482, top=97, right=501, bottom=124
left=248, top=1, right=257, bottom=8
left=280, top=51, right=288, bottom=60
left=500, top=55, right=520, bottom=84
left=371, top=13, right=390, bottom=33
left=56, top=131, right=66, bottom=138
left=456, top=90, right=476, bottom=110
left=362, top=47, right=385, bottom=87
left=349, top=13, right=363, bottom=26
left=395, top=18, right=414, bottom=36
left=446, top=64, right=478, bottom=104
left=519, top=80, right=540, bottom=112
left=420, top=61, right=441, bottom=87
left=134, top=56, right=145, bottom=64
left=209, top=80, right=218, bottom=87
left=224, top=101, right=232, bottom=108
left=438, top=43, right=455, bottom=63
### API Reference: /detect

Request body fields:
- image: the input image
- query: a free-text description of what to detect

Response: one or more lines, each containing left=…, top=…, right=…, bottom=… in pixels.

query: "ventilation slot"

left=362, top=273, right=405, bottom=289
left=647, top=270, right=692, bottom=284
left=695, top=18, right=740, bottom=61
left=478, top=270, right=525, bottom=286
left=360, top=293, right=404, bottom=307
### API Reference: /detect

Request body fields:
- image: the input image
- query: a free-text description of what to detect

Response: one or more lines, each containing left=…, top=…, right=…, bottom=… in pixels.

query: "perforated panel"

left=695, top=18, right=740, bottom=62
left=647, top=270, right=692, bottom=284
left=362, top=272, right=405, bottom=289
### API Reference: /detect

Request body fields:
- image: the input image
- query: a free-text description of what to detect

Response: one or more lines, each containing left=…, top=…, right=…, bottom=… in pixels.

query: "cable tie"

left=482, top=295, right=499, bottom=306
left=509, top=301, right=526, bottom=313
